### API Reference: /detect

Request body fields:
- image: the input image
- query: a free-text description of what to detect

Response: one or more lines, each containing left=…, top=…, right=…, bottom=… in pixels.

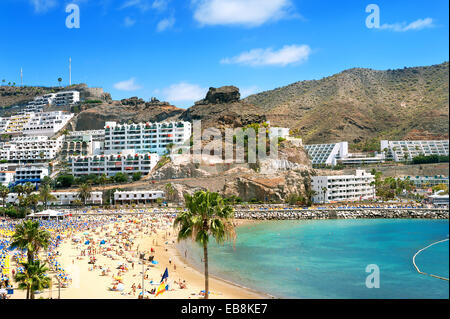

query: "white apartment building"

left=0, top=135, right=63, bottom=162
left=1, top=113, right=34, bottom=135
left=400, top=175, right=449, bottom=188
left=103, top=121, right=192, bottom=156
left=312, top=169, right=376, bottom=203
left=53, top=91, right=80, bottom=106
left=20, top=91, right=80, bottom=114
left=114, top=190, right=164, bottom=204
left=0, top=170, right=15, bottom=187
left=336, top=152, right=385, bottom=166
left=22, top=111, right=74, bottom=137
left=381, top=140, right=449, bottom=162
left=21, top=94, right=56, bottom=114
left=67, top=129, right=105, bottom=142
left=304, top=142, right=349, bottom=166
left=13, top=165, right=49, bottom=186
left=5, top=191, right=103, bottom=205
left=305, top=141, right=385, bottom=166
left=69, top=150, right=160, bottom=177
left=50, top=191, right=103, bottom=205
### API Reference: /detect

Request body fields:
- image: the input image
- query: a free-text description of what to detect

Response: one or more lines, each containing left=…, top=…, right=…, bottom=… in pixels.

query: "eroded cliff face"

left=74, top=100, right=184, bottom=130
left=146, top=139, right=314, bottom=203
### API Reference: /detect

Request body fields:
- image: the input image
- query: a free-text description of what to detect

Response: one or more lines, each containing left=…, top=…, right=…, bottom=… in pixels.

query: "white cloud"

left=157, top=17, right=175, bottom=31
left=160, top=82, right=208, bottom=102
left=192, top=0, right=294, bottom=27
left=123, top=16, right=136, bottom=27
left=29, top=0, right=57, bottom=13
left=113, top=78, right=142, bottom=91
left=152, top=0, right=170, bottom=11
left=240, top=86, right=260, bottom=98
left=380, top=18, right=434, bottom=32
left=221, top=44, right=312, bottom=67
left=120, top=0, right=169, bottom=12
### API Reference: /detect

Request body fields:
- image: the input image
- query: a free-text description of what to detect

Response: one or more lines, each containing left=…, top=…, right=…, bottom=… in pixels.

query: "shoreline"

left=170, top=229, right=275, bottom=299
left=155, top=219, right=271, bottom=299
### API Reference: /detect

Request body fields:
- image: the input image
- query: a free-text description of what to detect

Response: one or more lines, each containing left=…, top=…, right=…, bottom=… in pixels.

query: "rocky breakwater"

left=234, top=209, right=449, bottom=220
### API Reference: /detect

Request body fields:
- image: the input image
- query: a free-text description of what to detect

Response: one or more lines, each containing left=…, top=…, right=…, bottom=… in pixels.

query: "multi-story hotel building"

left=20, top=91, right=80, bottom=114
left=1, top=113, right=34, bottom=135
left=13, top=165, right=49, bottom=186
left=0, top=170, right=15, bottom=186
left=5, top=191, right=103, bottom=205
left=400, top=175, right=449, bottom=188
left=67, top=129, right=105, bottom=142
left=22, top=111, right=74, bottom=137
left=305, top=141, right=385, bottom=166
left=114, top=190, right=164, bottom=204
left=0, top=136, right=63, bottom=162
left=311, top=169, right=376, bottom=203
left=381, top=140, right=449, bottom=162
left=50, top=191, right=103, bottom=205
left=53, top=91, right=80, bottom=106
left=68, top=150, right=160, bottom=177
left=304, top=142, right=349, bottom=166
left=103, top=121, right=192, bottom=156
left=21, top=94, right=56, bottom=114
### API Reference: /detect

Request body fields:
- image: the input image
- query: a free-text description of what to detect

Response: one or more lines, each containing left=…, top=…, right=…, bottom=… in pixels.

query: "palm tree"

left=173, top=191, right=236, bottom=299
left=26, top=194, right=41, bottom=215
left=57, top=78, right=62, bottom=87
left=14, top=260, right=51, bottom=299
left=0, top=185, right=10, bottom=210
left=39, top=184, right=56, bottom=209
left=165, top=183, right=175, bottom=202
left=321, top=187, right=328, bottom=203
left=14, top=184, right=25, bottom=198
left=23, top=182, right=35, bottom=197
left=9, top=220, right=51, bottom=265
left=78, top=183, right=92, bottom=206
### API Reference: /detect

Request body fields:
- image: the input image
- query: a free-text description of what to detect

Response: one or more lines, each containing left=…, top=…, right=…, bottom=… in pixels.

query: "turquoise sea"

left=177, top=219, right=449, bottom=299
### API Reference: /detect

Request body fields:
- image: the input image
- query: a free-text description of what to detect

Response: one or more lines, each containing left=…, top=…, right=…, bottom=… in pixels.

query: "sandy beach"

left=5, top=214, right=266, bottom=299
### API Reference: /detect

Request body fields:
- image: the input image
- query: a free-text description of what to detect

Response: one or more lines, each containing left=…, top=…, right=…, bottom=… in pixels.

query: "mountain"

left=1, top=62, right=448, bottom=146
left=244, top=62, right=449, bottom=145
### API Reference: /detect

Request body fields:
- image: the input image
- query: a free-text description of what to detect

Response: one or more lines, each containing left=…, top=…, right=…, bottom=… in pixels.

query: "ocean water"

left=177, top=219, right=449, bottom=299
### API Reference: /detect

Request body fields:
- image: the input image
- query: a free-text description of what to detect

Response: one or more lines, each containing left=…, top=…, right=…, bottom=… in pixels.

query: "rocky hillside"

left=174, top=86, right=266, bottom=130
left=74, top=97, right=184, bottom=130
left=245, top=62, right=449, bottom=144
left=0, top=83, right=111, bottom=115
left=1, top=62, right=447, bottom=145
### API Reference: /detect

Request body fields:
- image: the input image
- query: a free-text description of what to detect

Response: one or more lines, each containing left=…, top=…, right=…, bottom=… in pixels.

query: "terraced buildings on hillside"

left=68, top=150, right=160, bottom=177
left=0, top=111, right=74, bottom=137
left=304, top=141, right=385, bottom=166
left=0, top=135, right=64, bottom=162
left=381, top=140, right=449, bottom=162
left=103, top=121, right=192, bottom=156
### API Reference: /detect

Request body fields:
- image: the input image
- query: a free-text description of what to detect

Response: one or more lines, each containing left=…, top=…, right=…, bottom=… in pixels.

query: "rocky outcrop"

left=223, top=170, right=313, bottom=202
left=74, top=101, right=184, bottom=130
left=195, top=86, right=240, bottom=105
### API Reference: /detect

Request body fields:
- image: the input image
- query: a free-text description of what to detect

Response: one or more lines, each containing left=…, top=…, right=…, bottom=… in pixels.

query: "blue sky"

left=0, top=0, right=448, bottom=108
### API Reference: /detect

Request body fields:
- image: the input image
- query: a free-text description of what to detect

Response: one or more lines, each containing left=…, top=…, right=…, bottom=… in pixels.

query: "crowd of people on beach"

left=0, top=208, right=194, bottom=299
